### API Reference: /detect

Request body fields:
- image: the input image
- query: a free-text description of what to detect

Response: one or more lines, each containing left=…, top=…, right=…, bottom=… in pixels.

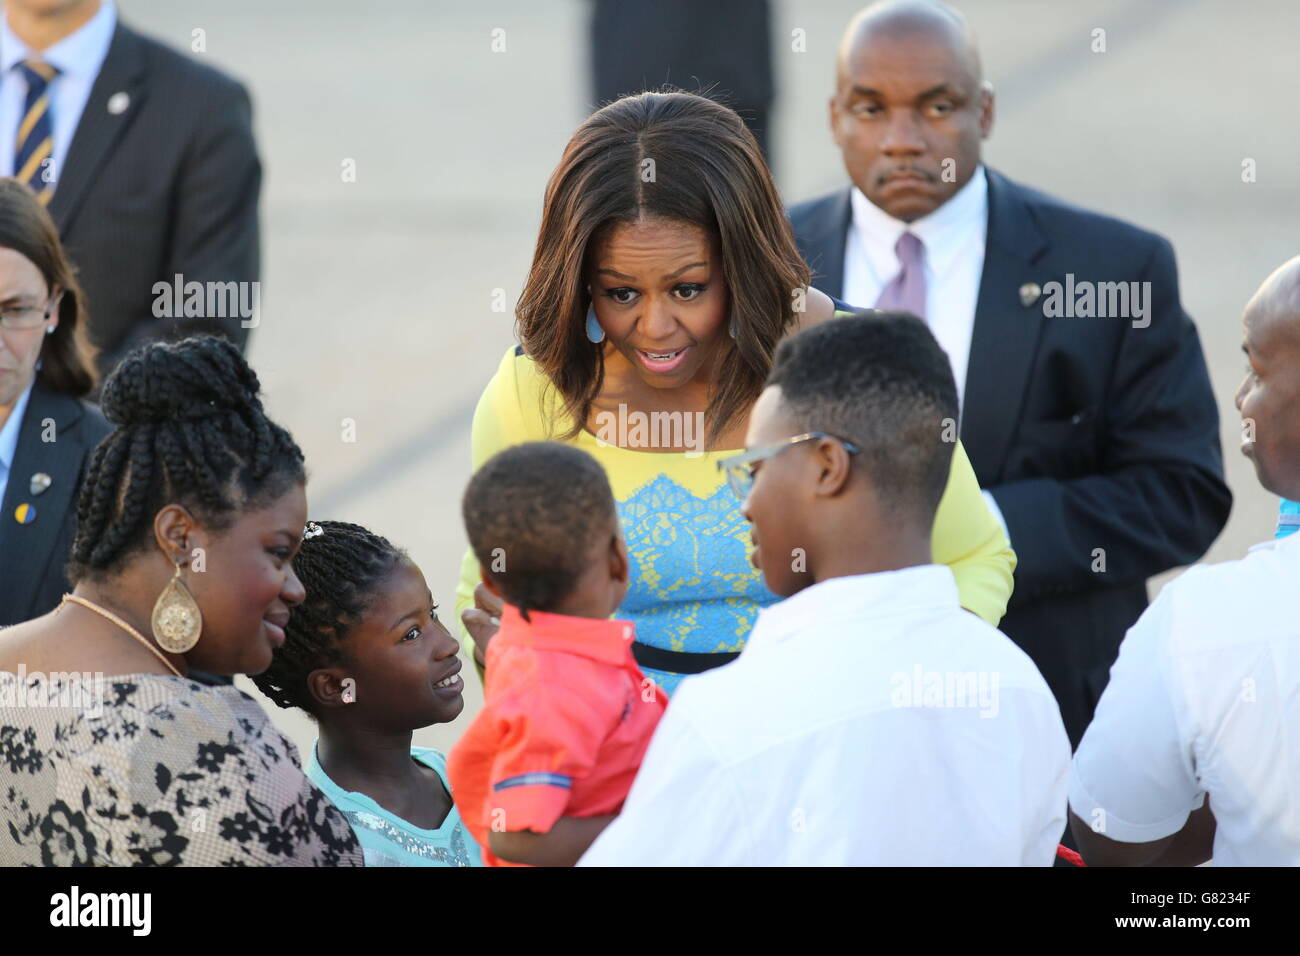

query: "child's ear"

left=478, top=565, right=503, bottom=598
left=610, top=530, right=629, bottom=585
left=308, top=667, right=359, bottom=713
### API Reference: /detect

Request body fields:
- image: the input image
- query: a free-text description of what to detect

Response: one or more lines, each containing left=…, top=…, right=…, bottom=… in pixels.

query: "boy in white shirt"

left=581, top=312, right=1070, bottom=866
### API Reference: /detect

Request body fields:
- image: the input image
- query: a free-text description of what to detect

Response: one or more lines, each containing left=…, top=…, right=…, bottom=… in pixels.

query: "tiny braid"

left=252, top=521, right=406, bottom=713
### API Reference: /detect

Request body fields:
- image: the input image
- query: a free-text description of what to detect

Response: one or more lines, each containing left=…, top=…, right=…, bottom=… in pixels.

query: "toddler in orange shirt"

left=448, top=442, right=666, bottom=866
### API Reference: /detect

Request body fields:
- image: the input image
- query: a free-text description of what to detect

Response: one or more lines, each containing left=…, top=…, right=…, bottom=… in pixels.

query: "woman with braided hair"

left=0, top=335, right=362, bottom=866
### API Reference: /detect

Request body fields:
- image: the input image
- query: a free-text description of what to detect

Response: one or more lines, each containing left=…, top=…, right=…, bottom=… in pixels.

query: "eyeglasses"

left=716, top=432, right=861, bottom=500
left=0, top=297, right=55, bottom=332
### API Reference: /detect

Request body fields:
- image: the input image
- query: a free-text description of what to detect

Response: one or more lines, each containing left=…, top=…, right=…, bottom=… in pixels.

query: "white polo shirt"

left=580, top=564, right=1070, bottom=866
left=1069, top=532, right=1300, bottom=866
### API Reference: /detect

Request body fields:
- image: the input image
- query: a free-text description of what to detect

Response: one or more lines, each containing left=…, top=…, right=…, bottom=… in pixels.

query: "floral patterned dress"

left=0, top=671, right=362, bottom=866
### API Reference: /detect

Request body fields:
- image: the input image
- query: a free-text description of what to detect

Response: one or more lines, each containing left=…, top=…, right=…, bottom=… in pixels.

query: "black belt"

left=632, top=641, right=740, bottom=675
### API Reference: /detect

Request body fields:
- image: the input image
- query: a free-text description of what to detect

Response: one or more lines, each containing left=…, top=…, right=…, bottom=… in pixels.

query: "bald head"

left=829, top=0, right=994, bottom=222
left=838, top=0, right=983, bottom=90
left=1245, top=254, right=1300, bottom=346
left=1237, top=255, right=1300, bottom=499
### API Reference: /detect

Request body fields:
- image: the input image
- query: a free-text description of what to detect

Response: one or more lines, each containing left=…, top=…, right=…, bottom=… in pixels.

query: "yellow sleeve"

left=455, top=346, right=559, bottom=666
left=932, top=440, right=1017, bottom=626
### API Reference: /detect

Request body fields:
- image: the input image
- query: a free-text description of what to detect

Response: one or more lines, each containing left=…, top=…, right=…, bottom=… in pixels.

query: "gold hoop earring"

left=152, top=558, right=202, bottom=653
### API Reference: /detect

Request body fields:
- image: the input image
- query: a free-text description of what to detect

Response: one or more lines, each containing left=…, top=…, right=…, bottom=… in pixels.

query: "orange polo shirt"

left=447, top=604, right=667, bottom=867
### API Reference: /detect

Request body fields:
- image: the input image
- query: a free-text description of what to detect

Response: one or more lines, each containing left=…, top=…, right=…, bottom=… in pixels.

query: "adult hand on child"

left=462, top=583, right=503, bottom=668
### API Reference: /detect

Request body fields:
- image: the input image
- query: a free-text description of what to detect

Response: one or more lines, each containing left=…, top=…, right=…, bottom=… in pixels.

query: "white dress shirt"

left=843, top=164, right=987, bottom=408
left=843, top=168, right=1011, bottom=541
left=0, top=378, right=34, bottom=505
left=1069, top=532, right=1300, bottom=866
left=0, top=0, right=117, bottom=181
left=581, top=563, right=1071, bottom=866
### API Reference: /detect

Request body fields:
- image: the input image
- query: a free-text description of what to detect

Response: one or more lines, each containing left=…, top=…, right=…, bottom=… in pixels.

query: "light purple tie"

left=874, top=231, right=926, bottom=320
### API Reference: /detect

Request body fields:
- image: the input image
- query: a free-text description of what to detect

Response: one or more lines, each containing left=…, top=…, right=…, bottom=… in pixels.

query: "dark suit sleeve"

left=987, top=238, right=1231, bottom=605
left=160, top=79, right=262, bottom=350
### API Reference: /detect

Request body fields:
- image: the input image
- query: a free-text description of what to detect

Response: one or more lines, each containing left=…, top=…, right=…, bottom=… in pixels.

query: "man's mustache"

left=877, top=166, right=937, bottom=186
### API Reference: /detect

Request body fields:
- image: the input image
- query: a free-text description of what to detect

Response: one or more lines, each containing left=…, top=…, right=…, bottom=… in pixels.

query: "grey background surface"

left=114, top=0, right=1299, bottom=760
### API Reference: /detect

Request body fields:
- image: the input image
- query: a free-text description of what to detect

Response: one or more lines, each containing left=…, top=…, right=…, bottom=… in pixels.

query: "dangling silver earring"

left=728, top=319, right=738, bottom=340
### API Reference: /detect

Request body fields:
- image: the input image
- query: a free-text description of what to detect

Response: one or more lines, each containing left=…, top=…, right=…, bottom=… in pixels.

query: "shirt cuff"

left=982, top=489, right=1011, bottom=546
left=486, top=773, right=573, bottom=835
left=1067, top=765, right=1201, bottom=845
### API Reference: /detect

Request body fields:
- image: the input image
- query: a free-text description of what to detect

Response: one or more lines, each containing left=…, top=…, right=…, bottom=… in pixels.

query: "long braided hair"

left=68, top=336, right=305, bottom=582
left=252, top=521, right=406, bottom=713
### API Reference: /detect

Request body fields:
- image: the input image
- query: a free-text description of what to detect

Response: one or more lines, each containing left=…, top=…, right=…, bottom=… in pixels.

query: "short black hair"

left=766, top=312, right=959, bottom=521
left=252, top=521, right=406, bottom=714
left=69, top=335, right=305, bottom=581
left=462, top=442, right=617, bottom=619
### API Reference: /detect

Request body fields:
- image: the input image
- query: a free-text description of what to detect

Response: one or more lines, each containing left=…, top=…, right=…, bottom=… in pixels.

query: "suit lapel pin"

left=14, top=503, right=36, bottom=524
left=107, top=91, right=130, bottom=115
left=1019, top=282, right=1042, bottom=307
left=30, top=472, right=51, bottom=496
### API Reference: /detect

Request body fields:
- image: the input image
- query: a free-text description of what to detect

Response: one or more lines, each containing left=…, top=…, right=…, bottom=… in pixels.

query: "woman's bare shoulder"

left=786, top=286, right=838, bottom=338
left=0, top=616, right=54, bottom=672
left=0, top=612, right=147, bottom=676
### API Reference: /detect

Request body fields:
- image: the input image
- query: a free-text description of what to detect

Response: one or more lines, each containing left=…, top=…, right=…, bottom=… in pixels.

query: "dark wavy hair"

left=0, top=177, right=97, bottom=396
left=68, top=335, right=305, bottom=582
left=517, top=89, right=811, bottom=447
left=253, top=521, right=406, bottom=714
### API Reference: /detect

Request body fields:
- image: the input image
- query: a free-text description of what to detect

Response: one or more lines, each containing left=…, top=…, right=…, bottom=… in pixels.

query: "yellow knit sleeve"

left=454, top=346, right=558, bottom=663
left=932, top=440, right=1017, bottom=625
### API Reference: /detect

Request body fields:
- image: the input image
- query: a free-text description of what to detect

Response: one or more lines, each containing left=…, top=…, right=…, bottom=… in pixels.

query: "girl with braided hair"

left=252, top=520, right=482, bottom=867
left=0, top=335, right=362, bottom=866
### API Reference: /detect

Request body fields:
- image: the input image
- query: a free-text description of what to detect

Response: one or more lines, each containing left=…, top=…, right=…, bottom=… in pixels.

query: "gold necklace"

left=60, top=594, right=186, bottom=679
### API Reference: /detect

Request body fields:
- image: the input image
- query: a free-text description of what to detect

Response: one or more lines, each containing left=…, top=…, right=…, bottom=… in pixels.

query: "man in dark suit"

left=788, top=0, right=1231, bottom=747
left=3, top=0, right=260, bottom=378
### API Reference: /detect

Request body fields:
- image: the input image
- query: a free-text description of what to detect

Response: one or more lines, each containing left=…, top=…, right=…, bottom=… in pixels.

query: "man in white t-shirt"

left=580, top=312, right=1070, bottom=866
left=1069, top=255, right=1300, bottom=866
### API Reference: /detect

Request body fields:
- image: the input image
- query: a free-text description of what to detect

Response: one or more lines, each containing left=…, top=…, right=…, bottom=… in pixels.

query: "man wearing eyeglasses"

left=582, top=314, right=1070, bottom=866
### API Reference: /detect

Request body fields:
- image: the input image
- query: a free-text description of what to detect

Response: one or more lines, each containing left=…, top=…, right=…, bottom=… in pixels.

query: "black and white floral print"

left=0, top=672, right=362, bottom=866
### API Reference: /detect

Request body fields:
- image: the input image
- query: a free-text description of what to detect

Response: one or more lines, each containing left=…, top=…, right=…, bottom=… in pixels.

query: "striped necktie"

left=15, top=59, right=60, bottom=204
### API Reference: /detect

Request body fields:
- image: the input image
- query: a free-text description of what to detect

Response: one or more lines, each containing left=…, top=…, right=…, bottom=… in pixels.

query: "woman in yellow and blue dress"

left=456, top=90, right=1014, bottom=694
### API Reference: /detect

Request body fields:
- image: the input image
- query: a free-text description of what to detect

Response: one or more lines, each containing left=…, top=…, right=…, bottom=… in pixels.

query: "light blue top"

left=0, top=379, right=34, bottom=506
left=1277, top=499, right=1300, bottom=539
left=306, top=744, right=483, bottom=867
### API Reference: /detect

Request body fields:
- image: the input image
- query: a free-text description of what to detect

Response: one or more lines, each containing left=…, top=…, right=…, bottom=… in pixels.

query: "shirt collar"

left=747, top=564, right=959, bottom=653
left=849, top=164, right=988, bottom=280
left=2, top=0, right=117, bottom=77
left=0, top=378, right=35, bottom=472
left=492, top=602, right=637, bottom=668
